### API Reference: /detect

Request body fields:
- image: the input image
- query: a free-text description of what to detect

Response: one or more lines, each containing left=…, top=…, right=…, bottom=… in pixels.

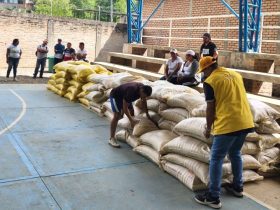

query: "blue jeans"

left=33, top=57, right=47, bottom=78
left=6, top=57, right=20, bottom=78
left=209, top=133, right=247, bottom=198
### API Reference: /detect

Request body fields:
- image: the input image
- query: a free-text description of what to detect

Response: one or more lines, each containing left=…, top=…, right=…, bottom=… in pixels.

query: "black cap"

left=203, top=33, right=211, bottom=39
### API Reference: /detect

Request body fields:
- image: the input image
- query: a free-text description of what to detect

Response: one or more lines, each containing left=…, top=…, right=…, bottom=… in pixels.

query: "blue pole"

left=244, top=0, right=249, bottom=52
left=254, top=0, right=262, bottom=52
left=137, top=0, right=143, bottom=43
left=220, top=0, right=239, bottom=19
left=239, top=0, right=244, bottom=51
left=140, top=0, right=166, bottom=30
left=127, top=0, right=132, bottom=43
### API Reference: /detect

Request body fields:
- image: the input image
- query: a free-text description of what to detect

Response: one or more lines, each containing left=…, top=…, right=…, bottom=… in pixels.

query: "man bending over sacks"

left=109, top=82, right=155, bottom=148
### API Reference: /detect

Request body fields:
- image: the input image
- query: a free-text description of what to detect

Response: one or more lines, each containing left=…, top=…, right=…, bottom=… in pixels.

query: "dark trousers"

left=6, top=57, right=20, bottom=78
left=33, top=58, right=47, bottom=78
left=160, top=75, right=178, bottom=84
left=54, top=58, right=63, bottom=65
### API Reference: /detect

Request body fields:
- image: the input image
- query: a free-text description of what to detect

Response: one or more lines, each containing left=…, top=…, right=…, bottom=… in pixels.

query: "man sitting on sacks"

left=194, top=56, right=254, bottom=209
left=109, top=82, right=156, bottom=148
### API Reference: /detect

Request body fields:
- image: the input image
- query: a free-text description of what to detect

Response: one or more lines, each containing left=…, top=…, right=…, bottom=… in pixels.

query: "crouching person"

left=109, top=82, right=153, bottom=148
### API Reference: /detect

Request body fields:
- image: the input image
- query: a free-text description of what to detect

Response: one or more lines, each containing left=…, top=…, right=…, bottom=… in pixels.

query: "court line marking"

left=243, top=192, right=277, bottom=210
left=0, top=89, right=27, bottom=136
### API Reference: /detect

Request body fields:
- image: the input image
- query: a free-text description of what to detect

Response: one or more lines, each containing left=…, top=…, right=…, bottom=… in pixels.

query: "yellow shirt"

left=205, top=67, right=254, bottom=135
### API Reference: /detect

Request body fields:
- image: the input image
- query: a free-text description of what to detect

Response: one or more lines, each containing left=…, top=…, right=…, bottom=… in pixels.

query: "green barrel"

left=48, top=56, right=55, bottom=73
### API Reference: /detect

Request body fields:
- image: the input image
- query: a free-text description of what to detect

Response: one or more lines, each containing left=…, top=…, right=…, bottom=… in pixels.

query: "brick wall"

left=0, top=11, right=127, bottom=68
left=143, top=0, right=280, bottom=54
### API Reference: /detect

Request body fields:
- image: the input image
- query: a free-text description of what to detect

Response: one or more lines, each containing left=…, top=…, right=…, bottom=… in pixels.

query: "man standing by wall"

left=200, top=33, right=218, bottom=60
left=33, top=39, right=48, bottom=79
left=54, top=39, right=65, bottom=65
left=194, top=56, right=254, bottom=209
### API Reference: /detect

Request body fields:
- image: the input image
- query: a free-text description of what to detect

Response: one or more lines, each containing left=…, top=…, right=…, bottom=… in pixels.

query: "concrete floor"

left=0, top=84, right=276, bottom=210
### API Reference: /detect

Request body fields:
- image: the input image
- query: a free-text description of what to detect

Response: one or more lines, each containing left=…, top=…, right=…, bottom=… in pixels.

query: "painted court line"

left=0, top=89, right=26, bottom=136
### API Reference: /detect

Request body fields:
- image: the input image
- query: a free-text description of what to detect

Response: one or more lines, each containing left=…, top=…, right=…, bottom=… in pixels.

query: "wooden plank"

left=94, top=62, right=162, bottom=81
left=108, top=52, right=167, bottom=65
left=230, top=68, right=280, bottom=84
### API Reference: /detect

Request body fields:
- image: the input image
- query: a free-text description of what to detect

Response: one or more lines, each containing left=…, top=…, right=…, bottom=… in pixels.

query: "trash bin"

left=48, top=56, right=55, bottom=73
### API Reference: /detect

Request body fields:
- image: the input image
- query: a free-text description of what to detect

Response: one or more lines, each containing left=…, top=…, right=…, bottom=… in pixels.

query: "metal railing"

left=142, top=12, right=280, bottom=53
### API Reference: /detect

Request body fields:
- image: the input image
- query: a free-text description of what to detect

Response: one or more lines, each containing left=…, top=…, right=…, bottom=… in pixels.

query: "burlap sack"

left=135, top=99, right=161, bottom=113
left=256, top=147, right=280, bottom=165
left=134, top=145, right=160, bottom=165
left=140, top=130, right=177, bottom=152
left=246, top=132, right=262, bottom=142
left=138, top=111, right=161, bottom=123
left=166, top=93, right=205, bottom=111
left=173, top=118, right=211, bottom=144
left=78, top=98, right=90, bottom=107
left=160, top=108, right=189, bottom=123
left=249, top=99, right=280, bottom=123
left=161, top=136, right=211, bottom=163
left=158, top=119, right=177, bottom=131
left=161, top=161, right=207, bottom=191
left=223, top=155, right=261, bottom=173
left=132, top=119, right=158, bottom=137
left=161, top=153, right=232, bottom=184
left=258, top=134, right=280, bottom=150
left=84, top=91, right=107, bottom=103
left=115, top=130, right=129, bottom=142
left=241, top=142, right=260, bottom=155
left=127, top=135, right=141, bottom=148
left=191, top=103, right=207, bottom=117
left=255, top=120, right=280, bottom=134
left=226, top=170, right=263, bottom=183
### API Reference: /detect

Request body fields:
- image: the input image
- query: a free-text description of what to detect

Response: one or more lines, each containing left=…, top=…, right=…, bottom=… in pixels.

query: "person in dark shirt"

left=54, top=39, right=65, bottom=65
left=109, top=82, right=154, bottom=148
left=63, top=42, right=76, bottom=61
left=200, top=33, right=218, bottom=60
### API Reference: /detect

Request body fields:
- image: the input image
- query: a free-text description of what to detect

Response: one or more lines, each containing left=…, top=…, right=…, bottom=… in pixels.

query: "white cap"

left=170, top=48, right=178, bottom=54
left=186, top=50, right=195, bottom=56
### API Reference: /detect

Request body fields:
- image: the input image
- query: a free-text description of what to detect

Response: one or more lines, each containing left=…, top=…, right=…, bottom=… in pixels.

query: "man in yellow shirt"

left=194, top=57, right=254, bottom=209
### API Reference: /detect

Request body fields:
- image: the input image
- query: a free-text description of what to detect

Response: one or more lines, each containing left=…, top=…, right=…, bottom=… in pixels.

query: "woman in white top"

left=177, top=50, right=199, bottom=85
left=6, top=39, right=22, bottom=81
left=160, top=48, right=184, bottom=84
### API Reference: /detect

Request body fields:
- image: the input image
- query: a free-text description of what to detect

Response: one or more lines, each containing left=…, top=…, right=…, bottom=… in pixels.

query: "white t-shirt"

left=8, top=44, right=21, bottom=58
left=77, top=49, right=87, bottom=60
left=37, top=45, right=48, bottom=59
left=166, top=56, right=184, bottom=75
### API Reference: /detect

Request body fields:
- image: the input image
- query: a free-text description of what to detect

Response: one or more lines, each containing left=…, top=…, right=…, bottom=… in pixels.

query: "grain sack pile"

left=47, top=64, right=280, bottom=191
left=190, top=98, right=280, bottom=177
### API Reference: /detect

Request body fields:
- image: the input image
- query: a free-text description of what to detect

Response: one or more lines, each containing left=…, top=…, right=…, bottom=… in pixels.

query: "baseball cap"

left=197, top=56, right=216, bottom=74
left=186, top=50, right=195, bottom=56
left=202, top=33, right=211, bottom=39
left=170, top=48, right=178, bottom=54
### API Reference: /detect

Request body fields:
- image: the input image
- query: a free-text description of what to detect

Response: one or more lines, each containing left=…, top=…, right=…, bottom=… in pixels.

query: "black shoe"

left=194, top=192, right=222, bottom=209
left=224, top=184, right=243, bottom=198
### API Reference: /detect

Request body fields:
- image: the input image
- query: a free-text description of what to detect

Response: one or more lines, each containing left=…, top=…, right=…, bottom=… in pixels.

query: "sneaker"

left=4, top=78, right=8, bottom=82
left=13, top=78, right=18, bottom=82
left=194, top=192, right=222, bottom=209
left=224, top=184, right=243, bottom=198
left=108, top=138, right=120, bottom=148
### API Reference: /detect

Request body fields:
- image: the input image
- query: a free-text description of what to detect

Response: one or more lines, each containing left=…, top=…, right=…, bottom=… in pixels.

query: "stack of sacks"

left=47, top=62, right=74, bottom=96
left=248, top=99, right=280, bottom=176
left=77, top=65, right=112, bottom=111
left=64, top=62, right=95, bottom=101
left=160, top=117, right=263, bottom=191
left=191, top=97, right=280, bottom=177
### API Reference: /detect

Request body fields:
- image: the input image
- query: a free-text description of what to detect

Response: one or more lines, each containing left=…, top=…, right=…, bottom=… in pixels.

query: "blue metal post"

left=244, top=0, right=248, bottom=52
left=127, top=0, right=132, bottom=43
left=239, top=0, right=244, bottom=52
left=136, top=0, right=143, bottom=43
left=254, top=0, right=262, bottom=52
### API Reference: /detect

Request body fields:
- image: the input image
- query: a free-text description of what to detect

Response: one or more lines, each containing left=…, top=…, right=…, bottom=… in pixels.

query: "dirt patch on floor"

left=0, top=76, right=49, bottom=84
